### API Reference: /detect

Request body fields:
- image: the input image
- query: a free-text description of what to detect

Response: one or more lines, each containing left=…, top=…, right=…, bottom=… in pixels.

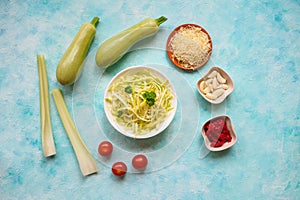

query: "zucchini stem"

left=155, top=16, right=168, bottom=26
left=90, top=16, right=100, bottom=27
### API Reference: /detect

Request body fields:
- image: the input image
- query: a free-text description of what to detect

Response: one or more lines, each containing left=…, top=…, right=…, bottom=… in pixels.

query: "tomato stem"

left=155, top=16, right=167, bottom=26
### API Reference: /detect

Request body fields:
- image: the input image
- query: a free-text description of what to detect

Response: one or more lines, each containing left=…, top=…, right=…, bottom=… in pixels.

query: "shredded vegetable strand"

left=106, top=69, right=174, bottom=135
left=37, top=54, right=56, bottom=157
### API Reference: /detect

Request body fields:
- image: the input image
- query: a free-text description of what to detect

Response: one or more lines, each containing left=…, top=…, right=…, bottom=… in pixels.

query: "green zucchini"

left=95, top=16, right=167, bottom=67
left=56, top=17, right=99, bottom=85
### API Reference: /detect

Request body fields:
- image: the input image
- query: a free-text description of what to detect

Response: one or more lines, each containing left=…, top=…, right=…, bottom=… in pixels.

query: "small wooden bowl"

left=201, top=115, right=237, bottom=152
left=166, top=24, right=212, bottom=71
left=196, top=66, right=234, bottom=104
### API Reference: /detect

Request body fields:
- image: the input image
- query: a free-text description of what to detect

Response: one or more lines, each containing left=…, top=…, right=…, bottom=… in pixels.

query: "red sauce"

left=204, top=118, right=232, bottom=147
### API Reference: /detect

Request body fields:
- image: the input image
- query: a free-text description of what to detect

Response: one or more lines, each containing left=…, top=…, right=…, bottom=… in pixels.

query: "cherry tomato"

left=132, top=154, right=148, bottom=170
left=112, top=162, right=127, bottom=177
left=98, top=141, right=113, bottom=156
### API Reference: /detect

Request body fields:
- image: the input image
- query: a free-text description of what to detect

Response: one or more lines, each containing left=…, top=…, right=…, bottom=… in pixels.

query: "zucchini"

left=95, top=16, right=167, bottom=67
left=56, top=17, right=99, bottom=85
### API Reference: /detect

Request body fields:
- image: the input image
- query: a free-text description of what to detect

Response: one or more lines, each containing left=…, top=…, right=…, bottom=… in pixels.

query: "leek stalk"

left=51, top=88, right=98, bottom=176
left=37, top=54, right=56, bottom=157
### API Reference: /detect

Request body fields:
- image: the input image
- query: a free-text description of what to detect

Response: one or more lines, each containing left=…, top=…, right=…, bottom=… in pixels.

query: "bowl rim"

left=103, top=65, right=178, bottom=139
left=166, top=23, right=213, bottom=71
left=196, top=66, right=234, bottom=104
left=201, top=115, right=237, bottom=151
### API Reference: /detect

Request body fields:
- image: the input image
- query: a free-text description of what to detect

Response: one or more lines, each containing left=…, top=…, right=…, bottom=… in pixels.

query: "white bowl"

left=196, top=66, right=234, bottom=104
left=104, top=66, right=177, bottom=139
left=201, top=115, right=237, bottom=151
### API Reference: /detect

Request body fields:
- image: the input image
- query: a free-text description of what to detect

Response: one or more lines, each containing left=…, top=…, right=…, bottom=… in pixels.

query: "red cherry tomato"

left=112, top=162, right=127, bottom=177
left=98, top=141, right=113, bottom=156
left=132, top=154, right=148, bottom=170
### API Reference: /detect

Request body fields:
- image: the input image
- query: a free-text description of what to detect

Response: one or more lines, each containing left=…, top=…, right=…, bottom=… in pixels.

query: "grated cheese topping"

left=170, top=25, right=211, bottom=69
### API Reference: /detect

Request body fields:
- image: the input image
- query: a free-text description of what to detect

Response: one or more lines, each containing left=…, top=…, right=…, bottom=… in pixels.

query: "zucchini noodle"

left=105, top=69, right=174, bottom=135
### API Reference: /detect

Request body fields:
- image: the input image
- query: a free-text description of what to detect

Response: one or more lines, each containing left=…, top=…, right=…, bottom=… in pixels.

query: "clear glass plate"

left=72, top=29, right=205, bottom=173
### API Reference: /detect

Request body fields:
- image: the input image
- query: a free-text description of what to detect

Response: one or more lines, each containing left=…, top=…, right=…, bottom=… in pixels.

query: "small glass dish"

left=196, top=66, right=234, bottom=104
left=201, top=115, right=237, bottom=151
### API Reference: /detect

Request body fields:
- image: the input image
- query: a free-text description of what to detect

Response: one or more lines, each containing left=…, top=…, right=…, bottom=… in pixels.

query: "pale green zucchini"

left=95, top=16, right=167, bottom=67
left=56, top=17, right=99, bottom=85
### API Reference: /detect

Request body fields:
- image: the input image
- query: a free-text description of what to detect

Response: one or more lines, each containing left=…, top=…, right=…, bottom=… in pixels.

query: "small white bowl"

left=104, top=66, right=177, bottom=139
left=201, top=115, right=237, bottom=151
left=196, top=66, right=234, bottom=104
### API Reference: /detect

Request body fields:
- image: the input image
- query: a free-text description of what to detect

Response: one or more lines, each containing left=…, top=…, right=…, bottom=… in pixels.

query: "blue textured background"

left=1, top=0, right=300, bottom=199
